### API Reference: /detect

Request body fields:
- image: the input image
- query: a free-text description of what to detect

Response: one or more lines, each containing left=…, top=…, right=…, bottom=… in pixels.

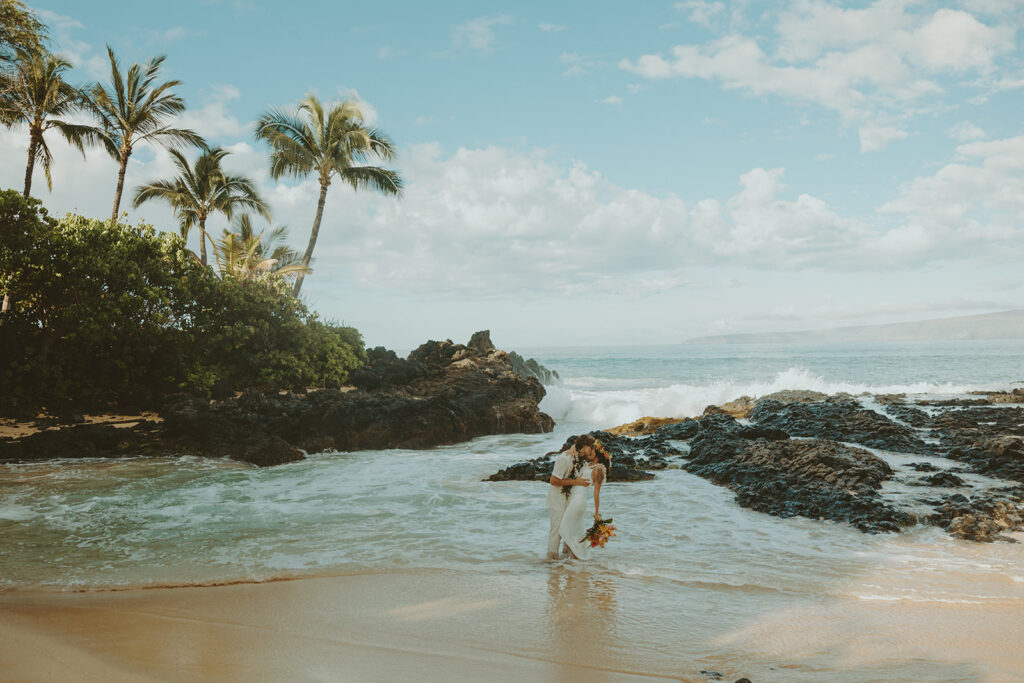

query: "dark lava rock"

left=487, top=430, right=665, bottom=483
left=164, top=334, right=554, bottom=458
left=932, top=407, right=1024, bottom=482
left=348, top=346, right=427, bottom=391
left=882, top=402, right=932, bottom=428
left=0, top=421, right=162, bottom=461
left=230, top=434, right=304, bottom=467
left=684, top=415, right=909, bottom=533
left=909, top=461, right=939, bottom=472
left=653, top=418, right=700, bottom=440
left=910, top=471, right=966, bottom=488
left=750, top=396, right=933, bottom=454
left=3, top=332, right=553, bottom=468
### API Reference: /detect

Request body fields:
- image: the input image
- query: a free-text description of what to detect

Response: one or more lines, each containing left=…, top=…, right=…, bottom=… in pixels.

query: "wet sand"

left=2, top=568, right=1022, bottom=682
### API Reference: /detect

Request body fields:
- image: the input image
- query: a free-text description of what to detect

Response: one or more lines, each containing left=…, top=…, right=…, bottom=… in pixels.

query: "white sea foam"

left=545, top=367, right=987, bottom=426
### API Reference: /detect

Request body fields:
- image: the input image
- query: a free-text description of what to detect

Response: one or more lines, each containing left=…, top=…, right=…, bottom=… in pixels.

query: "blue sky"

left=2, top=1, right=1023, bottom=348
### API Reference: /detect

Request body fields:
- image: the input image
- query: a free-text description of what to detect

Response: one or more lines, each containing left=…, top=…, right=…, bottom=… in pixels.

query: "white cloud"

left=452, top=15, right=512, bottom=52
left=559, top=52, right=603, bottom=77
left=621, top=1, right=1017, bottom=151
left=177, top=84, right=247, bottom=139
left=905, top=9, right=1013, bottom=72
left=859, top=125, right=909, bottom=152
left=947, top=121, right=987, bottom=141
left=539, top=22, right=566, bottom=32
left=601, top=95, right=623, bottom=105
left=376, top=45, right=406, bottom=60
left=675, top=0, right=725, bottom=28
left=877, top=136, right=1024, bottom=262
left=146, top=26, right=199, bottom=44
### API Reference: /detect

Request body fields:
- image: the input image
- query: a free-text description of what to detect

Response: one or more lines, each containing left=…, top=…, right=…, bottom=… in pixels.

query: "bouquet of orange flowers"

left=581, top=518, right=616, bottom=548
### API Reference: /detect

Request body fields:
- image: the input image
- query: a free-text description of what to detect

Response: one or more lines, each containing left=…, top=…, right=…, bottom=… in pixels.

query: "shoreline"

left=3, top=567, right=1022, bottom=682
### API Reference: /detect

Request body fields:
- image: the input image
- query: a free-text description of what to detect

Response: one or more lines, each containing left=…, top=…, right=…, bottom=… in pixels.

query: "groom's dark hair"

left=573, top=434, right=596, bottom=450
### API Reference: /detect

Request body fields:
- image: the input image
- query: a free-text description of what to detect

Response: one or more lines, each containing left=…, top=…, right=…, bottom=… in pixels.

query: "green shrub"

left=0, top=189, right=364, bottom=413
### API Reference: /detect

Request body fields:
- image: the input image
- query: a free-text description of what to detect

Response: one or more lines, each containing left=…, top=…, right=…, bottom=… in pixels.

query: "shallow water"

left=2, top=340, right=1023, bottom=679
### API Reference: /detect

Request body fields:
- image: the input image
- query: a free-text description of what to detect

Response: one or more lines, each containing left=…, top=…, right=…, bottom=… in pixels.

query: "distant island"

left=686, top=309, right=1024, bottom=344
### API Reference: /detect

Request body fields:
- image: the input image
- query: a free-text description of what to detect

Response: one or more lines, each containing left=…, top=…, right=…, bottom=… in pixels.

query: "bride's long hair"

left=592, top=439, right=611, bottom=478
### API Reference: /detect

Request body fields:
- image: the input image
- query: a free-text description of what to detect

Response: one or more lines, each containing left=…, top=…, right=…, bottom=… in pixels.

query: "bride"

left=554, top=436, right=610, bottom=560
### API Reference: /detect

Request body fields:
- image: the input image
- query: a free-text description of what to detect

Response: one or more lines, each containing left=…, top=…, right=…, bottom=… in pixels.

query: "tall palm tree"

left=0, top=49, right=101, bottom=197
left=211, top=214, right=310, bottom=283
left=91, top=46, right=204, bottom=222
left=255, top=94, right=403, bottom=296
left=132, top=146, right=269, bottom=266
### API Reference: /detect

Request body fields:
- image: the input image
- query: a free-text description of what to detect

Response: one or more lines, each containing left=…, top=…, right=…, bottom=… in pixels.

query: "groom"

left=546, top=435, right=593, bottom=560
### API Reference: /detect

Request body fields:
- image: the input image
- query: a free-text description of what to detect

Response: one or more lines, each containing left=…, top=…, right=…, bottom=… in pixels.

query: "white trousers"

left=547, top=488, right=569, bottom=559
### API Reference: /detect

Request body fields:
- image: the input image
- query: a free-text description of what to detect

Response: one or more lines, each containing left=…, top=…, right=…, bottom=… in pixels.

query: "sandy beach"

left=2, top=567, right=1022, bottom=682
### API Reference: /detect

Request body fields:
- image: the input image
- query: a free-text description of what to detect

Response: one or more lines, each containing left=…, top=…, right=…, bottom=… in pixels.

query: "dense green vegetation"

left=0, top=191, right=363, bottom=413
left=0, top=6, right=408, bottom=413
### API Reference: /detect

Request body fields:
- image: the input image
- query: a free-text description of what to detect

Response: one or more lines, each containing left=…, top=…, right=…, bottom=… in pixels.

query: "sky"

left=2, top=0, right=1023, bottom=349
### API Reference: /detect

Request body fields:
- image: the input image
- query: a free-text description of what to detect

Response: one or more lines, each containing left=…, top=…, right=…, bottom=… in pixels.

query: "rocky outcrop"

left=162, top=333, right=554, bottom=461
left=750, top=396, right=933, bottom=454
left=1, top=332, right=554, bottom=467
left=683, top=414, right=909, bottom=533
left=0, top=421, right=163, bottom=461
left=486, top=395, right=1024, bottom=541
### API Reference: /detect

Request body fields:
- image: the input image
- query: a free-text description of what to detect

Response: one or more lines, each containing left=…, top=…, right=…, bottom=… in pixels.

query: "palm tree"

left=210, top=214, right=310, bottom=283
left=132, top=146, right=269, bottom=266
left=91, top=46, right=204, bottom=222
left=0, top=49, right=101, bottom=197
left=255, top=94, right=403, bottom=295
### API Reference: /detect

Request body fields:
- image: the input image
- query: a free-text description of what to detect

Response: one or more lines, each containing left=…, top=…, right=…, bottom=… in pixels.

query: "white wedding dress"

left=558, top=462, right=593, bottom=560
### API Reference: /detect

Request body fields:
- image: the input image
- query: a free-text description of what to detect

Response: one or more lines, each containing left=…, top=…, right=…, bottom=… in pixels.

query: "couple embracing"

left=546, top=434, right=611, bottom=560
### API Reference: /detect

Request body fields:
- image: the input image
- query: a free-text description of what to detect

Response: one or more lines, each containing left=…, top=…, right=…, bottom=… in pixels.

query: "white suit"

left=546, top=448, right=576, bottom=559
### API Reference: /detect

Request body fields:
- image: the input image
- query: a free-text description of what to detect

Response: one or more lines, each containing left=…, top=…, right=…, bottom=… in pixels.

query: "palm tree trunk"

left=111, top=153, right=129, bottom=223
left=23, top=134, right=38, bottom=198
left=292, top=182, right=329, bottom=296
left=199, top=216, right=208, bottom=266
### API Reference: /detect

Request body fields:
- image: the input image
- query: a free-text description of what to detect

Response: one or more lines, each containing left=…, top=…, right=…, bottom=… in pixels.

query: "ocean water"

left=2, top=340, right=1023, bottom=679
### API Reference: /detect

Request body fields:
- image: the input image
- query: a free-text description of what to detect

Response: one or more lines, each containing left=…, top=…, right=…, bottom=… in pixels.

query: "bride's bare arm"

left=592, top=465, right=606, bottom=518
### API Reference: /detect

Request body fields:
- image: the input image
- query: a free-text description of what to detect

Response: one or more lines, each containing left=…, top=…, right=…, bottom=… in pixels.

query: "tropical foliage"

left=255, top=94, right=403, bottom=295
left=211, top=214, right=309, bottom=283
left=0, top=0, right=45, bottom=66
left=90, top=46, right=204, bottom=222
left=133, top=146, right=269, bottom=265
left=0, top=49, right=100, bottom=196
left=0, top=190, right=364, bottom=412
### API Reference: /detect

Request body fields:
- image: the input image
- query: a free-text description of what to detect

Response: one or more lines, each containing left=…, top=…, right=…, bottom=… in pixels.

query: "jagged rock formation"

left=487, top=392, right=1024, bottom=542
left=0, top=331, right=554, bottom=467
